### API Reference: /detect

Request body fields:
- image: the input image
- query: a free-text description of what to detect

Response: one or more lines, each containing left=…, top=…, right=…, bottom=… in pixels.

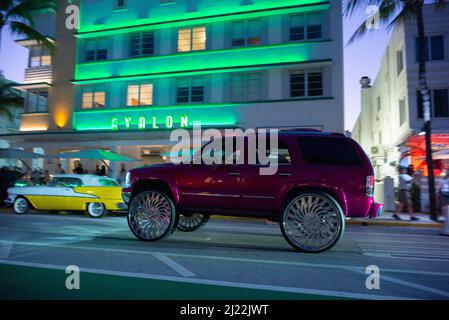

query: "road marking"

left=0, top=259, right=415, bottom=300
left=0, top=242, right=13, bottom=259
left=363, top=252, right=449, bottom=262
left=1, top=239, right=448, bottom=277
left=346, top=267, right=449, bottom=299
left=152, top=253, right=195, bottom=277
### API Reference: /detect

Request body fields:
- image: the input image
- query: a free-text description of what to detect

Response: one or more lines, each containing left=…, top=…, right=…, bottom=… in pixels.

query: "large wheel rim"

left=14, top=198, right=28, bottom=214
left=178, top=213, right=204, bottom=229
left=128, top=192, right=173, bottom=240
left=89, top=203, right=105, bottom=217
left=283, top=194, right=342, bottom=252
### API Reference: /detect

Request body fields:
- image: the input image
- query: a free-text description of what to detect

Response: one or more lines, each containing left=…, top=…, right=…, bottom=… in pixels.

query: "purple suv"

left=122, top=130, right=383, bottom=253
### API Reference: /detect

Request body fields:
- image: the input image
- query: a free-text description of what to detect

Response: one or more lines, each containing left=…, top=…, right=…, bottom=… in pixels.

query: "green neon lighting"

left=73, top=104, right=238, bottom=132
left=77, top=0, right=328, bottom=37
left=75, top=41, right=326, bottom=82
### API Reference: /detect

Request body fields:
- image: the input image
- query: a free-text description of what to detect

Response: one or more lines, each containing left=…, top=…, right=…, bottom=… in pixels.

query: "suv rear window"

left=297, top=137, right=362, bottom=166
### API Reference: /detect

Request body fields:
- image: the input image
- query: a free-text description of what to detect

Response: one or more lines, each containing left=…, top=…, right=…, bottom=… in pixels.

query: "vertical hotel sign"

left=72, top=105, right=239, bottom=132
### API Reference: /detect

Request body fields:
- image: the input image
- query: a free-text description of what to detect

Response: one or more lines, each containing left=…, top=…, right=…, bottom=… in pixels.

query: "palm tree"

left=344, top=0, right=446, bottom=220
left=0, top=0, right=57, bottom=53
left=0, top=73, right=23, bottom=121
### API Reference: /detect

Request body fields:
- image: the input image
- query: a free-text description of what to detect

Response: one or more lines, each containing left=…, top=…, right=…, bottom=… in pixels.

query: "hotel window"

left=29, top=46, right=51, bottom=67
left=127, top=83, right=153, bottom=106
left=415, top=36, right=445, bottom=62
left=25, top=89, right=48, bottom=113
left=230, top=72, right=262, bottom=101
left=231, top=19, right=261, bottom=47
left=115, top=0, right=126, bottom=9
left=85, top=38, right=108, bottom=62
left=434, top=89, right=449, bottom=118
left=397, top=49, right=404, bottom=75
left=290, top=70, right=323, bottom=97
left=177, top=77, right=204, bottom=103
left=399, top=98, right=406, bottom=125
left=81, top=86, right=106, bottom=109
left=290, top=12, right=322, bottom=41
left=130, top=31, right=154, bottom=57
left=177, top=26, right=206, bottom=52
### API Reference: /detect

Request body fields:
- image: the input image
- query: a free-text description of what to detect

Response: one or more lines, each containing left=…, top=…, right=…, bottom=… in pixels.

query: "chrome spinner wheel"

left=177, top=213, right=209, bottom=232
left=127, top=190, right=177, bottom=241
left=280, top=192, right=344, bottom=253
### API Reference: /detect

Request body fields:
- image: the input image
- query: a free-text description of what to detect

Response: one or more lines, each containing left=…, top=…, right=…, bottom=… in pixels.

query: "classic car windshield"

left=48, top=177, right=83, bottom=188
left=99, top=179, right=119, bottom=186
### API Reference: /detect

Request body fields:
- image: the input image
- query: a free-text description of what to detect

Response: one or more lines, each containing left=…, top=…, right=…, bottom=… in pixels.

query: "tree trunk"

left=416, top=3, right=437, bottom=219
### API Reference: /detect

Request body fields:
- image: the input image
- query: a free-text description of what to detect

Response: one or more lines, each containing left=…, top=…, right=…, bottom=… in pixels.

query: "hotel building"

left=352, top=3, right=449, bottom=212
left=4, top=0, right=344, bottom=175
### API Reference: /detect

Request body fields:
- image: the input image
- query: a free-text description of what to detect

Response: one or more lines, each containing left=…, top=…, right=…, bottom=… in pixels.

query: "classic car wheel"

left=87, top=202, right=107, bottom=218
left=127, top=190, right=177, bottom=242
left=177, top=213, right=209, bottom=232
left=13, top=197, right=30, bottom=214
left=280, top=192, right=345, bottom=253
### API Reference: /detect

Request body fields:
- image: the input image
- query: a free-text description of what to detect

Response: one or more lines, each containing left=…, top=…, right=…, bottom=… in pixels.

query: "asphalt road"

left=0, top=210, right=449, bottom=300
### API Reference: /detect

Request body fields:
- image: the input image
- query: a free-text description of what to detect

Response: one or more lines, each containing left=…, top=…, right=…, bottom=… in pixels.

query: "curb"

left=211, top=215, right=443, bottom=228
left=346, top=219, right=441, bottom=228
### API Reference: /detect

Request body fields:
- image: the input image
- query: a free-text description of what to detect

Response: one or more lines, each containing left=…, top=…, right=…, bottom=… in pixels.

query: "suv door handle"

left=229, top=172, right=240, bottom=177
left=279, top=173, right=292, bottom=177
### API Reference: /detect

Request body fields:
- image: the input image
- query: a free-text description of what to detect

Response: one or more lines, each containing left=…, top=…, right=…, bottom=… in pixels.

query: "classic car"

left=6, top=174, right=126, bottom=218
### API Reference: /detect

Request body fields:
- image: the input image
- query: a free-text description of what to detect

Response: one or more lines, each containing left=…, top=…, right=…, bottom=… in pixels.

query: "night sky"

left=0, top=9, right=390, bottom=131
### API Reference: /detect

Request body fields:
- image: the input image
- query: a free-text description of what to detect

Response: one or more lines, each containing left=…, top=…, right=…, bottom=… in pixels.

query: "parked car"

left=122, top=130, right=383, bottom=253
left=6, top=174, right=126, bottom=218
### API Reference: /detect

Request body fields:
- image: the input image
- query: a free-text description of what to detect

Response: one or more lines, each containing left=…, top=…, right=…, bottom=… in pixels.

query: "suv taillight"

left=366, top=175, right=375, bottom=197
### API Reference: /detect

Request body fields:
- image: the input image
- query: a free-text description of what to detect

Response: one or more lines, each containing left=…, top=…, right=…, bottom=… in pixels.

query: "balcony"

left=24, top=66, right=53, bottom=85
left=74, top=40, right=333, bottom=84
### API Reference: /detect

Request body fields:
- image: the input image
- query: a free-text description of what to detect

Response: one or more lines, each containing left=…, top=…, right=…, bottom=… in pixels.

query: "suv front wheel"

left=280, top=192, right=345, bottom=253
left=127, top=189, right=178, bottom=242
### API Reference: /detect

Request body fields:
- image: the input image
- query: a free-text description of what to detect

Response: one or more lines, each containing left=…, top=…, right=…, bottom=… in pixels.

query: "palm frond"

left=9, top=20, right=56, bottom=53
left=343, top=0, right=384, bottom=17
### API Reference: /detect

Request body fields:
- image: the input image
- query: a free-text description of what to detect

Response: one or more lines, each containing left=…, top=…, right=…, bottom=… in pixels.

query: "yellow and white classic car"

left=6, top=174, right=126, bottom=218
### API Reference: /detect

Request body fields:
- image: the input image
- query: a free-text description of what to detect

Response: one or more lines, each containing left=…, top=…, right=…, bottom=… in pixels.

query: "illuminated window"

left=130, top=32, right=154, bottom=57
left=85, top=38, right=108, bottom=62
left=290, top=70, right=323, bottom=97
left=81, top=86, right=106, bottom=109
left=290, top=12, right=322, bottom=41
left=29, top=46, right=51, bottom=67
left=127, top=83, right=153, bottom=106
left=177, top=26, right=206, bottom=52
left=25, top=89, right=48, bottom=113
left=231, top=19, right=261, bottom=47
left=230, top=72, right=262, bottom=101
left=177, top=77, right=204, bottom=103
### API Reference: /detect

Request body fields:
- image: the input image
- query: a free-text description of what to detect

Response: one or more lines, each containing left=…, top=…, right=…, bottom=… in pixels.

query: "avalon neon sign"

left=111, top=115, right=189, bottom=131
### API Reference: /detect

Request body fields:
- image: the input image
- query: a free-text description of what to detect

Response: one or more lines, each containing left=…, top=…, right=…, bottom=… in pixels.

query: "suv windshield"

left=298, top=137, right=362, bottom=166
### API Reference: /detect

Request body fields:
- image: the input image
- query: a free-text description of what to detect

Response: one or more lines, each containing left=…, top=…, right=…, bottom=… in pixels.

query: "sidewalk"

left=347, top=211, right=444, bottom=228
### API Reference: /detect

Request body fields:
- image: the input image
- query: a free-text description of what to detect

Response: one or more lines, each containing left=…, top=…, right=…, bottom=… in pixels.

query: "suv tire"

left=280, top=191, right=345, bottom=253
left=177, top=213, right=209, bottom=232
left=127, top=189, right=178, bottom=242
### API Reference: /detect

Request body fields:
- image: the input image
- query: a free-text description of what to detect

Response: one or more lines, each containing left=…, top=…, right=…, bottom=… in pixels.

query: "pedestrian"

left=439, top=170, right=449, bottom=215
left=393, top=167, right=419, bottom=221
left=117, top=164, right=127, bottom=186
left=55, top=163, right=65, bottom=174
left=74, top=162, right=84, bottom=174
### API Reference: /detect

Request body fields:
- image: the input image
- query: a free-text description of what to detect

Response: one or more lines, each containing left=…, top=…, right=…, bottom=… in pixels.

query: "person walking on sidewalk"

left=393, top=167, right=419, bottom=221
left=439, top=170, right=449, bottom=214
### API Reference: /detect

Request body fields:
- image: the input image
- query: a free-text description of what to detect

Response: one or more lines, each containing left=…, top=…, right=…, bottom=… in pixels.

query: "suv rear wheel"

left=177, top=213, right=209, bottom=232
left=280, top=191, right=345, bottom=253
left=127, top=189, right=177, bottom=241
